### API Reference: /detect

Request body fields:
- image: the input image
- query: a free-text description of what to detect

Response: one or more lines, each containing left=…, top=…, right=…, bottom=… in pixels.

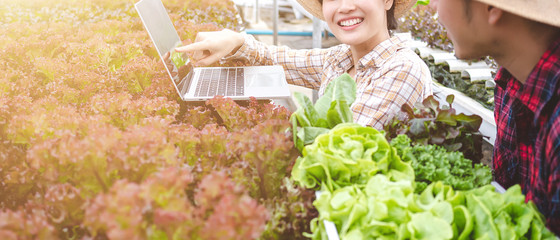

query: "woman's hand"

left=175, top=29, right=245, bottom=66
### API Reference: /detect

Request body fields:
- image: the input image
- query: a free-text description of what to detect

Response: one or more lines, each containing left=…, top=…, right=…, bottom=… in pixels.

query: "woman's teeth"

left=339, top=18, right=363, bottom=27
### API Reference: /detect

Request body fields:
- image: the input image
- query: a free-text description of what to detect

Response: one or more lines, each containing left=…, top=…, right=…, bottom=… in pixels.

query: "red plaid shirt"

left=493, top=36, right=560, bottom=235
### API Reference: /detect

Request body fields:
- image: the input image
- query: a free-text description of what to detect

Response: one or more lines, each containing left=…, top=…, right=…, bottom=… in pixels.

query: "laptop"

left=134, top=0, right=292, bottom=103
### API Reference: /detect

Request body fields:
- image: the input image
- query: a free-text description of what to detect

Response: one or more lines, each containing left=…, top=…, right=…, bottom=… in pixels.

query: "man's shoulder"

left=539, top=36, right=560, bottom=83
left=538, top=98, right=560, bottom=157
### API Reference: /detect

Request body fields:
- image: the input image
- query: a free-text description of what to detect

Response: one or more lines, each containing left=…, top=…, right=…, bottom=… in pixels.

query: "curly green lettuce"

left=291, top=123, right=414, bottom=192
left=390, top=134, right=492, bottom=193
left=310, top=176, right=455, bottom=240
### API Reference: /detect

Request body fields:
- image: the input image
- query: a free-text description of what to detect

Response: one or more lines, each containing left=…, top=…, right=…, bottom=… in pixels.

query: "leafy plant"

left=309, top=175, right=453, bottom=240
left=290, top=73, right=356, bottom=151
left=423, top=59, right=495, bottom=110
left=291, top=123, right=414, bottom=192
left=171, top=49, right=188, bottom=68
left=0, top=204, right=57, bottom=239
left=309, top=177, right=557, bottom=240
left=83, top=168, right=270, bottom=239
left=390, top=134, right=492, bottom=193
left=398, top=5, right=454, bottom=51
left=444, top=184, right=557, bottom=240
left=384, top=95, right=484, bottom=163
left=260, top=178, right=318, bottom=239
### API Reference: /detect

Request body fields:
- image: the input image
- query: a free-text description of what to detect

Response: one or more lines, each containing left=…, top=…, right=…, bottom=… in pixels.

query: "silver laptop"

left=134, top=0, right=291, bottom=102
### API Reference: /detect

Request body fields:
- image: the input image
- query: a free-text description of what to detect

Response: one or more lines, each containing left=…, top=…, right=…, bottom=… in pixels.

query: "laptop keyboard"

left=195, top=68, right=244, bottom=97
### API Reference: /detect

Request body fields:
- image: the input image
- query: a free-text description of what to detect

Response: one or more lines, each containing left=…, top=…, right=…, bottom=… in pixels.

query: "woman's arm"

left=225, top=33, right=329, bottom=89
left=174, top=29, right=245, bottom=66
left=176, top=29, right=333, bottom=90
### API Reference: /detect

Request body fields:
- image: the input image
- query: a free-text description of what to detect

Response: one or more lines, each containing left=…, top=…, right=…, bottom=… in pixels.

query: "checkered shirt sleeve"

left=226, top=33, right=329, bottom=90
left=226, top=34, right=432, bottom=130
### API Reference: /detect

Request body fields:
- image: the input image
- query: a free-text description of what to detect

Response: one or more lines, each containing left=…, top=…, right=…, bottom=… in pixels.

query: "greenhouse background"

left=0, top=0, right=557, bottom=239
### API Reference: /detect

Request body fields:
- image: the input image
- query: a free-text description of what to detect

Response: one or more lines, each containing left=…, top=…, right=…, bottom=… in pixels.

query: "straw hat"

left=474, top=0, right=560, bottom=27
left=295, top=0, right=416, bottom=21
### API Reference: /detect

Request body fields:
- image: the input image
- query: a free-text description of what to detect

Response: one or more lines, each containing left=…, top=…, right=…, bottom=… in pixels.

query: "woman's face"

left=322, top=0, right=392, bottom=51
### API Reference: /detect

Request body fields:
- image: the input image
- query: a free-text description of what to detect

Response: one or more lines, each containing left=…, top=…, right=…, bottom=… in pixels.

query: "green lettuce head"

left=291, top=123, right=414, bottom=192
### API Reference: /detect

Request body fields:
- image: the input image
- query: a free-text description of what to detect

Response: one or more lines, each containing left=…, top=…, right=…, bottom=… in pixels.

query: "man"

left=430, top=0, right=560, bottom=235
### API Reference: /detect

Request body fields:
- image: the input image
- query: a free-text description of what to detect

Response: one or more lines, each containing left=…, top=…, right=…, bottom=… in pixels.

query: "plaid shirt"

left=227, top=34, right=432, bottom=129
left=493, top=36, right=560, bottom=235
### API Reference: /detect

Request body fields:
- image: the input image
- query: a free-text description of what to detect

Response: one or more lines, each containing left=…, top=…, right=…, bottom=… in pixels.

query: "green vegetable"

left=291, top=123, right=414, bottom=191
left=408, top=212, right=453, bottom=240
left=293, top=123, right=555, bottom=239
left=310, top=177, right=558, bottom=239
left=449, top=184, right=557, bottom=240
left=314, top=75, right=356, bottom=121
left=311, top=175, right=417, bottom=239
left=452, top=205, right=473, bottom=240
left=290, top=73, right=356, bottom=151
left=313, top=177, right=458, bottom=239
left=390, top=134, right=492, bottom=193
left=384, top=95, right=485, bottom=163
left=170, top=50, right=187, bottom=68
left=467, top=193, right=500, bottom=239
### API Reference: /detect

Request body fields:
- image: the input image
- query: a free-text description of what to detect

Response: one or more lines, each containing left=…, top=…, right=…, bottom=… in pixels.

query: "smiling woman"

left=175, top=0, right=433, bottom=130
left=322, top=0, right=392, bottom=51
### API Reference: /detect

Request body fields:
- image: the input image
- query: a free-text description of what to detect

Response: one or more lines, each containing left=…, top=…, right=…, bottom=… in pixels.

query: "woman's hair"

left=319, top=0, right=398, bottom=30
left=387, top=3, right=397, bottom=30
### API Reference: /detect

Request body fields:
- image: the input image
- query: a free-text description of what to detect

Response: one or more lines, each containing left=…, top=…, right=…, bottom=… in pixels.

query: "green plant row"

left=384, top=95, right=485, bottom=163
left=287, top=74, right=547, bottom=239
left=422, top=59, right=495, bottom=111
left=291, top=123, right=553, bottom=239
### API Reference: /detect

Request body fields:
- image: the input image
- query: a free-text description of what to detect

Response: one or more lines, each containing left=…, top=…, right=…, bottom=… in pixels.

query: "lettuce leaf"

left=314, top=74, right=357, bottom=120
left=290, top=74, right=356, bottom=152
left=390, top=134, right=492, bottom=193
left=291, top=123, right=413, bottom=191
left=407, top=212, right=453, bottom=240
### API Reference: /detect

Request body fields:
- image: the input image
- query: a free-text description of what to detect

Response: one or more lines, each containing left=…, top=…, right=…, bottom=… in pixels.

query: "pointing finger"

left=175, top=41, right=210, bottom=53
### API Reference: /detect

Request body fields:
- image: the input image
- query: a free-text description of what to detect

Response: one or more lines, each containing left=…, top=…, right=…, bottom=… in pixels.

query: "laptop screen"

left=135, top=0, right=193, bottom=96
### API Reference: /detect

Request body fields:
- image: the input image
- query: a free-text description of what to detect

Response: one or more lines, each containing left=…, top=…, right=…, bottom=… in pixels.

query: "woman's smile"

left=338, top=17, right=364, bottom=27
left=323, top=0, right=391, bottom=53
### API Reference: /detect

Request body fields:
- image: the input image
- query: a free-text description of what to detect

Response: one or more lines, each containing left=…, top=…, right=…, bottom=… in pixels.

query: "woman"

left=176, top=0, right=432, bottom=129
